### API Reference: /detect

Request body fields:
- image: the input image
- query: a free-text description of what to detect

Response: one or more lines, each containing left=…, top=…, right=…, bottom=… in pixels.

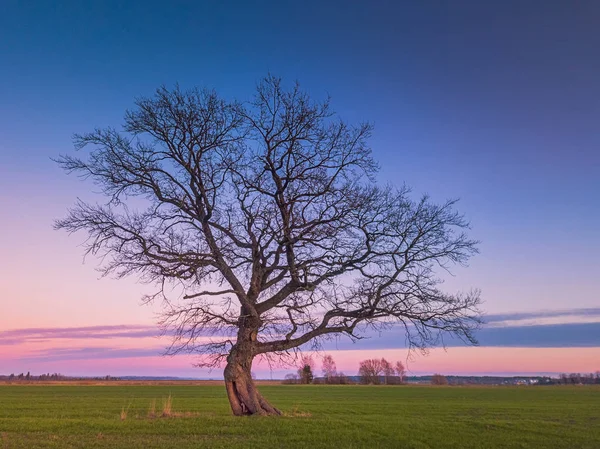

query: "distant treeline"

left=408, top=373, right=599, bottom=386
left=286, top=374, right=600, bottom=386
left=2, top=371, right=598, bottom=386
left=556, top=372, right=600, bottom=385
left=0, top=373, right=120, bottom=382
left=282, top=354, right=600, bottom=386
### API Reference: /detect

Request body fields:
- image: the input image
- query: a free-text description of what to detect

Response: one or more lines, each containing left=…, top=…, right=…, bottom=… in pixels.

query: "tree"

left=322, top=354, right=337, bottom=384
left=431, top=374, right=448, bottom=385
left=381, top=358, right=394, bottom=385
left=282, top=373, right=299, bottom=384
left=55, top=75, right=481, bottom=415
left=569, top=373, right=582, bottom=385
left=358, top=359, right=384, bottom=384
left=297, top=354, right=315, bottom=384
left=395, top=361, right=406, bottom=384
left=559, top=373, right=568, bottom=385
left=298, top=364, right=314, bottom=384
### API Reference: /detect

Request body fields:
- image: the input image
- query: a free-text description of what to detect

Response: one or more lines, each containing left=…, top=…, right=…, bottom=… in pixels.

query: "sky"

left=0, top=0, right=598, bottom=378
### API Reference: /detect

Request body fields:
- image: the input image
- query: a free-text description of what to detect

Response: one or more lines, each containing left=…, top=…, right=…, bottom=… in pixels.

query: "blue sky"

left=0, top=0, right=598, bottom=376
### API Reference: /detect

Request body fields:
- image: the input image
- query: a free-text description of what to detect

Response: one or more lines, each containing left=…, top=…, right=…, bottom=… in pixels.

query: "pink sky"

left=2, top=326, right=599, bottom=378
left=0, top=205, right=599, bottom=377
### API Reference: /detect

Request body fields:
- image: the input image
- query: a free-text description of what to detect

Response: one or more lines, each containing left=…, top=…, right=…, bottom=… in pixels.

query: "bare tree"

left=55, top=75, right=481, bottom=415
left=322, top=354, right=337, bottom=383
left=379, top=358, right=393, bottom=385
left=559, top=373, right=568, bottom=385
left=282, top=373, right=299, bottom=384
left=395, top=360, right=406, bottom=384
left=359, top=359, right=384, bottom=384
left=431, top=373, right=448, bottom=385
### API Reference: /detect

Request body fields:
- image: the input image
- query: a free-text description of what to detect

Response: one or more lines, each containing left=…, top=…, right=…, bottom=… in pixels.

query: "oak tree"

left=56, top=75, right=481, bottom=415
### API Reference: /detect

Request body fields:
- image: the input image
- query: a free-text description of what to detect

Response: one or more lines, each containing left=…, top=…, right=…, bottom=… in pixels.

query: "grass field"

left=0, top=384, right=599, bottom=448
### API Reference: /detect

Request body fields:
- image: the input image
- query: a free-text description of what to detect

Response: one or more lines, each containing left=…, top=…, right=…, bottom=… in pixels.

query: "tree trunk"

left=223, top=345, right=281, bottom=416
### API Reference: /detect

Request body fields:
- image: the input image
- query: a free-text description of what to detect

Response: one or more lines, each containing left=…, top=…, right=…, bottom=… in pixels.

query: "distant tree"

left=25, top=372, right=31, bottom=381
left=322, top=355, right=337, bottom=384
left=282, top=373, right=299, bottom=385
left=55, top=75, right=481, bottom=415
left=335, top=372, right=350, bottom=384
left=559, top=373, right=568, bottom=385
left=298, top=365, right=314, bottom=384
left=358, top=359, right=384, bottom=384
left=431, top=374, right=448, bottom=385
left=395, top=361, right=406, bottom=384
left=296, top=354, right=315, bottom=384
left=299, top=355, right=315, bottom=373
left=381, top=358, right=394, bottom=385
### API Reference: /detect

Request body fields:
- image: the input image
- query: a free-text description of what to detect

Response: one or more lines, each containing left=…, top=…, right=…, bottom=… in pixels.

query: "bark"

left=223, top=344, right=281, bottom=416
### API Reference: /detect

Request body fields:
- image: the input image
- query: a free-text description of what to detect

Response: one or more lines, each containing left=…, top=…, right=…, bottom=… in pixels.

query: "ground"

left=0, top=383, right=598, bottom=448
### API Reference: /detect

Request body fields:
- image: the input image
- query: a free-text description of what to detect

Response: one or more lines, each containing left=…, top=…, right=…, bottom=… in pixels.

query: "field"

left=1, top=384, right=599, bottom=448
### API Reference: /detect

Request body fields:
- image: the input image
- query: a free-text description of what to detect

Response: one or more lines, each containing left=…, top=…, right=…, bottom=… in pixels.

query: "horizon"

left=0, top=372, right=581, bottom=380
left=1, top=1, right=599, bottom=379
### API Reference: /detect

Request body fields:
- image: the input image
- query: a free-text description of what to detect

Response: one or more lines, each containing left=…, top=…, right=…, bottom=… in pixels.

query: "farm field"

left=0, top=384, right=599, bottom=449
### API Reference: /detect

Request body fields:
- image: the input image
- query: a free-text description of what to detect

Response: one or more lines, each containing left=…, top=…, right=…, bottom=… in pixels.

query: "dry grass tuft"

left=148, top=399, right=157, bottom=418
left=137, top=395, right=200, bottom=420
left=161, top=394, right=173, bottom=417
left=120, top=399, right=133, bottom=421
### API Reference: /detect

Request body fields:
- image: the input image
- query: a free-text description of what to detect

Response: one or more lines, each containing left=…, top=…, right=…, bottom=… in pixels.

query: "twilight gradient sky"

left=0, top=0, right=599, bottom=378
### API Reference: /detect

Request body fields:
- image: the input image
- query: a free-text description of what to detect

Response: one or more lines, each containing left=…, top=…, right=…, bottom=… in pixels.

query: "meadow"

left=0, top=383, right=599, bottom=448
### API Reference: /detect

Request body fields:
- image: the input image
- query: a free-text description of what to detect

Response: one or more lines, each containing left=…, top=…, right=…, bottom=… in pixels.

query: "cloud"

left=19, top=346, right=165, bottom=362
left=0, top=323, right=229, bottom=346
left=484, top=308, right=600, bottom=327
left=317, top=316, right=600, bottom=351
left=473, top=322, right=600, bottom=347
left=0, top=338, right=29, bottom=346
left=0, top=325, right=160, bottom=345
left=2, top=308, right=600, bottom=357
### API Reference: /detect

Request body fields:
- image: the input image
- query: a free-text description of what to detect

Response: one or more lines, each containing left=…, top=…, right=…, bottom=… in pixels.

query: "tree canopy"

left=56, top=75, right=481, bottom=415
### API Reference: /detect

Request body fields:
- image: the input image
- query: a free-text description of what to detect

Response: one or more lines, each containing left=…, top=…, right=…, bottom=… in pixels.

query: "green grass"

left=0, top=384, right=599, bottom=448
